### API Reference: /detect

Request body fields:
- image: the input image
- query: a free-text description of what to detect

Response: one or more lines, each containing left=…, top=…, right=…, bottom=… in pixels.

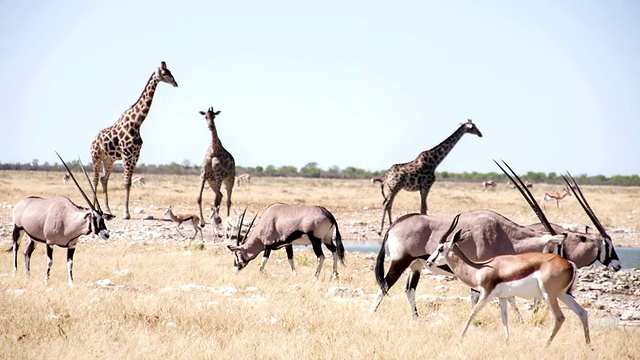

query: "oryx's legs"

left=309, top=235, right=327, bottom=278
left=24, top=237, right=36, bottom=277
left=259, top=248, right=272, bottom=273
left=405, top=260, right=424, bottom=318
left=11, top=226, right=21, bottom=274
left=67, top=247, right=76, bottom=285
left=45, top=245, right=54, bottom=284
left=370, top=256, right=414, bottom=314
left=285, top=245, right=296, bottom=275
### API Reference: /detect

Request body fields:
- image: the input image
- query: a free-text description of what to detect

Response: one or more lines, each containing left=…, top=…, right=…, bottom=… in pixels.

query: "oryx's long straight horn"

left=56, top=152, right=98, bottom=214
left=78, top=156, right=100, bottom=210
left=495, top=160, right=556, bottom=235
left=562, top=173, right=612, bottom=246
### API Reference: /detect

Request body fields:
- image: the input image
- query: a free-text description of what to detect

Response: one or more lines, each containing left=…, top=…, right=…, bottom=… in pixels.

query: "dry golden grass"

left=1, top=171, right=639, bottom=359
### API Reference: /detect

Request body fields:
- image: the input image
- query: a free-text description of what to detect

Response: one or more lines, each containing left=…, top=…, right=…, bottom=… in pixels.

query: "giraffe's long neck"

left=419, top=125, right=467, bottom=167
left=208, top=123, right=223, bottom=150
left=121, top=73, right=161, bottom=128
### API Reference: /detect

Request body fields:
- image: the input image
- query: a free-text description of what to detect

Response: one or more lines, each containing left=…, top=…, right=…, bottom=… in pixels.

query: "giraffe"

left=378, top=119, right=483, bottom=234
left=196, top=107, right=236, bottom=228
left=90, top=61, right=178, bottom=219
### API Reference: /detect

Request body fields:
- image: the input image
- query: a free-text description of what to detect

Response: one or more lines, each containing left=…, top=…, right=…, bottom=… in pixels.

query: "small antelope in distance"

left=506, top=180, right=532, bottom=189
left=235, top=173, right=251, bottom=186
left=62, top=173, right=70, bottom=185
left=163, top=206, right=203, bottom=246
left=481, top=180, right=496, bottom=191
left=227, top=204, right=345, bottom=278
left=10, top=153, right=115, bottom=285
left=543, top=186, right=572, bottom=209
left=425, top=214, right=590, bottom=346
left=132, top=175, right=146, bottom=187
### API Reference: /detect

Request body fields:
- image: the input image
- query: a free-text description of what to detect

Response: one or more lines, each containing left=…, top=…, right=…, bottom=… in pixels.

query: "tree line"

left=2, top=160, right=639, bottom=186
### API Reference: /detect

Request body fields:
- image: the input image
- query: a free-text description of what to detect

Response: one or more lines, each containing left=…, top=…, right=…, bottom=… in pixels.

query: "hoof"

left=123, top=213, right=131, bottom=220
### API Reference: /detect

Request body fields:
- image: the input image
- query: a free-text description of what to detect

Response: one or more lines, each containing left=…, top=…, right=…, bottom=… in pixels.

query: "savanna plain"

left=1, top=171, right=639, bottom=360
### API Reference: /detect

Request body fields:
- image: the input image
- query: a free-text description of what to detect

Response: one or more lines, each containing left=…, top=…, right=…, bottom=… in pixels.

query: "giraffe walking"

left=90, top=61, right=178, bottom=219
left=378, top=119, right=483, bottom=234
left=196, top=107, right=236, bottom=228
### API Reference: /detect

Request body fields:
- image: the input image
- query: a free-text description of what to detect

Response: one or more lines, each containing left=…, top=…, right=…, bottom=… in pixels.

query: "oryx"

left=227, top=203, right=345, bottom=278
left=9, top=152, right=115, bottom=285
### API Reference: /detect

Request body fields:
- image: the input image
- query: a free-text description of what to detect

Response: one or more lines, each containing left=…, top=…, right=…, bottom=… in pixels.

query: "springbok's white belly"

left=488, top=272, right=543, bottom=299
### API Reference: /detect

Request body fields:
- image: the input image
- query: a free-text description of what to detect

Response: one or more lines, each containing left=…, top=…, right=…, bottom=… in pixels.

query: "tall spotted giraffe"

left=196, top=107, right=236, bottom=228
left=90, top=62, right=178, bottom=219
left=378, top=119, right=483, bottom=234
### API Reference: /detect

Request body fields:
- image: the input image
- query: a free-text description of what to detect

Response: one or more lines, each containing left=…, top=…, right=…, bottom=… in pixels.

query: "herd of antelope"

left=8, top=62, right=623, bottom=348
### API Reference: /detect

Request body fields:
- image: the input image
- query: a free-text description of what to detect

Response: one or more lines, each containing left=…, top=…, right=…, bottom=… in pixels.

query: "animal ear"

left=451, top=229, right=464, bottom=244
left=102, top=213, right=116, bottom=220
left=585, top=225, right=594, bottom=234
left=160, top=61, right=167, bottom=69
left=199, top=111, right=206, bottom=116
left=214, top=110, right=221, bottom=115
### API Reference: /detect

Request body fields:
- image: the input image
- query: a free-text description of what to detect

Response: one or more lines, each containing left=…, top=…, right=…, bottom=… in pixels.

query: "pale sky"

left=1, top=1, right=638, bottom=176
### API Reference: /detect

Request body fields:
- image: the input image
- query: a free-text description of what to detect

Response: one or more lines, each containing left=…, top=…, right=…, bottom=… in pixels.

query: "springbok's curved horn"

left=494, top=160, right=556, bottom=236
left=56, top=152, right=97, bottom=214
left=561, top=173, right=609, bottom=239
left=440, top=214, right=461, bottom=244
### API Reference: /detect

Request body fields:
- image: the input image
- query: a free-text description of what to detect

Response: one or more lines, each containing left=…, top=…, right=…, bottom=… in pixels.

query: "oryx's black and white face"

left=227, top=245, right=248, bottom=272
left=92, top=211, right=115, bottom=240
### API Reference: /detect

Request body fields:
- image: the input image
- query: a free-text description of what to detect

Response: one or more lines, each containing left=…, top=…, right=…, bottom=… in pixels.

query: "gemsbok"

left=425, top=214, right=590, bottom=346
left=370, top=161, right=621, bottom=318
left=9, top=152, right=115, bottom=285
left=542, top=187, right=571, bottom=209
left=163, top=206, right=203, bottom=246
left=227, top=203, right=345, bottom=278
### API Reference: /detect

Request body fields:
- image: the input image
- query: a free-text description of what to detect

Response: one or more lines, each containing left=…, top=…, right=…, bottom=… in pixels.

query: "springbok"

left=62, top=173, right=70, bottom=185
left=482, top=180, right=496, bottom=191
left=426, top=215, right=591, bottom=346
left=542, top=187, right=571, bottom=209
left=9, top=153, right=114, bottom=285
left=235, top=173, right=251, bottom=186
left=132, top=175, right=146, bottom=187
left=227, top=203, right=345, bottom=278
left=425, top=214, right=590, bottom=346
left=370, top=161, right=621, bottom=318
left=163, top=206, right=203, bottom=246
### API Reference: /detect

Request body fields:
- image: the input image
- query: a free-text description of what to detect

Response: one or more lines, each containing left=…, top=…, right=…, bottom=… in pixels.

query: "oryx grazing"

left=370, top=161, right=621, bottom=318
left=425, top=214, right=590, bottom=346
left=227, top=203, right=345, bottom=278
left=163, top=206, right=203, bottom=246
left=9, top=153, right=115, bottom=285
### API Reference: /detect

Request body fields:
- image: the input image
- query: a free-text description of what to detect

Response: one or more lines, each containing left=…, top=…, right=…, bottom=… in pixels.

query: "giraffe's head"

left=155, top=61, right=178, bottom=87
left=462, top=119, right=483, bottom=138
left=199, top=107, right=222, bottom=130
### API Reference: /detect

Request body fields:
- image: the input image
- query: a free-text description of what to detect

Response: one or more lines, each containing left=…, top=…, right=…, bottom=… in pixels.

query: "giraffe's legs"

left=379, top=191, right=398, bottom=235
left=196, top=178, right=208, bottom=228
left=419, top=183, right=433, bottom=215
left=223, top=176, right=235, bottom=217
left=122, top=153, right=139, bottom=220
left=99, top=157, right=115, bottom=215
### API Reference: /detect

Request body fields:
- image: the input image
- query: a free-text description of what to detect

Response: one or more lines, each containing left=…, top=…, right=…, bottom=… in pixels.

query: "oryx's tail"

left=375, top=229, right=389, bottom=295
left=323, top=208, right=345, bottom=265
